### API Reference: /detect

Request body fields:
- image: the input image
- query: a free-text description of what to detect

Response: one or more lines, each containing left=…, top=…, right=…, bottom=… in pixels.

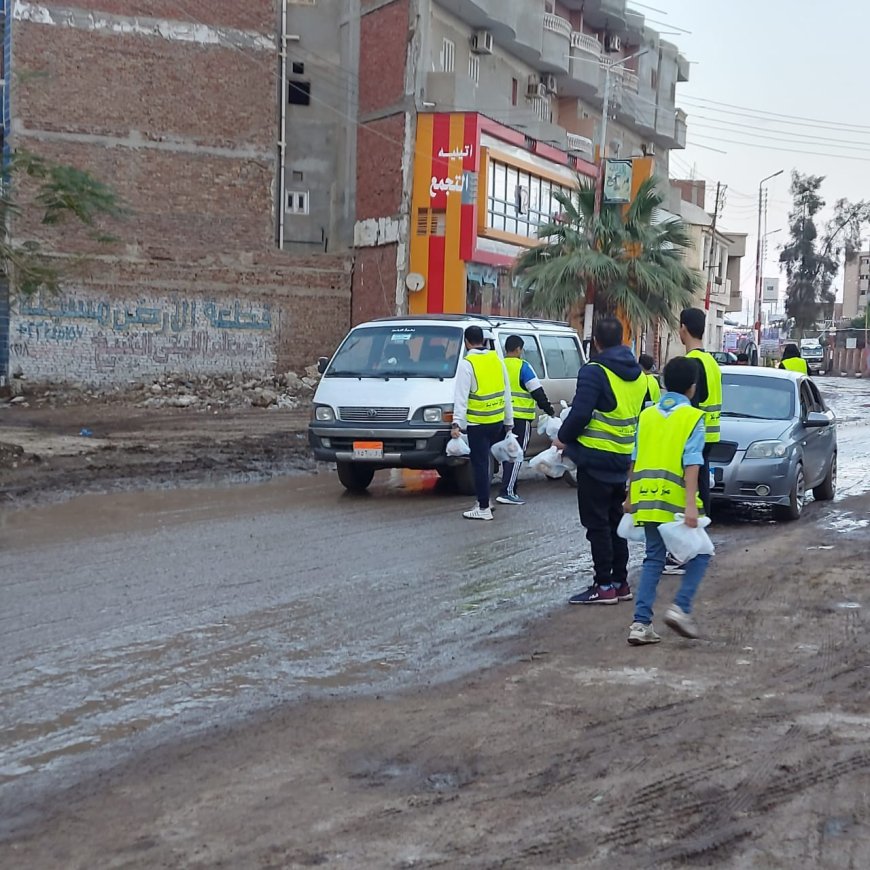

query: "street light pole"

left=585, top=48, right=648, bottom=341
left=754, top=169, right=784, bottom=364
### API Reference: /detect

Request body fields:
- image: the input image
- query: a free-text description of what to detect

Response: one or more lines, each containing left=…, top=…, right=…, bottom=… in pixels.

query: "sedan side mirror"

left=317, top=356, right=329, bottom=375
left=804, top=411, right=833, bottom=428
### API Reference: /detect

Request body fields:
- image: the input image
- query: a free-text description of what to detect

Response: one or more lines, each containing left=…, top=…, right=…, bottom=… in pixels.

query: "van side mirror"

left=317, top=356, right=329, bottom=375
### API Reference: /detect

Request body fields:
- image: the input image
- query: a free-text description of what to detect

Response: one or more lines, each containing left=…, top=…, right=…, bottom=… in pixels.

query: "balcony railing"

left=570, top=31, right=602, bottom=56
left=622, top=71, right=639, bottom=92
left=543, top=12, right=572, bottom=39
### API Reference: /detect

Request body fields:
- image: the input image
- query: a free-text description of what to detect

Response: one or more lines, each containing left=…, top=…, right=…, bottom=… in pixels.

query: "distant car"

left=711, top=351, right=737, bottom=365
left=709, top=369, right=837, bottom=521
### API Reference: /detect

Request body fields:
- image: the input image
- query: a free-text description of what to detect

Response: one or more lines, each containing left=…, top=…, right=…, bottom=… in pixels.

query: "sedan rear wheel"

left=812, top=453, right=837, bottom=502
left=774, top=464, right=805, bottom=521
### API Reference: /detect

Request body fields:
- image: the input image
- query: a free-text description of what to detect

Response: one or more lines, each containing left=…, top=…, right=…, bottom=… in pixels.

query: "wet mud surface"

left=1, top=377, right=869, bottom=867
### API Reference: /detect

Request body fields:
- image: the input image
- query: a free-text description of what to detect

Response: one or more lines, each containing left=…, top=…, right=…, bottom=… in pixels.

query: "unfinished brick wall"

left=351, top=0, right=412, bottom=325
left=7, top=1, right=351, bottom=384
left=10, top=256, right=351, bottom=384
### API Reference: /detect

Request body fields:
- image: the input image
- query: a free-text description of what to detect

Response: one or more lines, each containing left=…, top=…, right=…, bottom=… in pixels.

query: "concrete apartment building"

left=2, top=0, right=352, bottom=386
left=285, top=0, right=691, bottom=323
left=842, top=251, right=870, bottom=321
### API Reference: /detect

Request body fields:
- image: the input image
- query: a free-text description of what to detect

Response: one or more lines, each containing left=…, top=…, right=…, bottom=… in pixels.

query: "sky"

left=651, top=0, right=870, bottom=318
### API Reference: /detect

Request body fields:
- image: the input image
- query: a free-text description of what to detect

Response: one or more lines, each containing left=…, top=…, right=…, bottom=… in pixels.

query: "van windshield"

left=326, top=325, right=464, bottom=379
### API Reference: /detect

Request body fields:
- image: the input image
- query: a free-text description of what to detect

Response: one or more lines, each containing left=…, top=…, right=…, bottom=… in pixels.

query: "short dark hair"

left=638, top=353, right=655, bottom=372
left=663, top=356, right=698, bottom=395
left=680, top=308, right=706, bottom=340
left=736, top=352, right=749, bottom=363
left=464, top=325, right=485, bottom=346
left=504, top=335, right=524, bottom=353
left=781, top=343, right=800, bottom=359
left=593, top=316, right=623, bottom=349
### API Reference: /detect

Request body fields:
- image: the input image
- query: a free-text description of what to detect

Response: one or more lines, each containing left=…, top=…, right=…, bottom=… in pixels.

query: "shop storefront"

left=408, top=113, right=596, bottom=316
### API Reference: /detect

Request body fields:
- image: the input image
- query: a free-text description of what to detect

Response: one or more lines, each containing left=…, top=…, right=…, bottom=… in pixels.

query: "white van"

left=309, top=314, right=587, bottom=493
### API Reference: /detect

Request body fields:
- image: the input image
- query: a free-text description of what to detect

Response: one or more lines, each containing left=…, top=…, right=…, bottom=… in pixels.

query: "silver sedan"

left=709, top=368, right=837, bottom=520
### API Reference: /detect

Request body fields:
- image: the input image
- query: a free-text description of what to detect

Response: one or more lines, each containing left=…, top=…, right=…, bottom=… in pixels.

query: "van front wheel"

left=336, top=462, right=375, bottom=492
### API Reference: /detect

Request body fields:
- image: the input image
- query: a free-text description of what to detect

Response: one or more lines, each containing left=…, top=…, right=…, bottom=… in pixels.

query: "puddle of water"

left=824, top=511, right=870, bottom=534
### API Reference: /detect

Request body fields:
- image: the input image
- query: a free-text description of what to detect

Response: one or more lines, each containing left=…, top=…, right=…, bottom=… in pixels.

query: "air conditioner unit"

left=566, top=133, right=593, bottom=155
left=604, top=34, right=622, bottom=53
left=544, top=74, right=558, bottom=95
left=526, top=76, right=547, bottom=99
left=471, top=30, right=494, bottom=54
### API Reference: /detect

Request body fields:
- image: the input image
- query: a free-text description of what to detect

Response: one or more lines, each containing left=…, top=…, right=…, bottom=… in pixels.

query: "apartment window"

left=440, top=38, right=455, bottom=73
left=286, top=191, right=309, bottom=215
left=288, top=80, right=311, bottom=106
left=486, top=157, right=571, bottom=241
left=468, top=53, right=480, bottom=84
left=291, top=170, right=304, bottom=182
left=651, top=68, right=658, bottom=90
left=291, top=61, right=305, bottom=75
left=511, top=77, right=518, bottom=106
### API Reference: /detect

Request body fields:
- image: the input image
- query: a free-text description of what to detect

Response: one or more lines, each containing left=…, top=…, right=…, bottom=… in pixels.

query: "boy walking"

left=624, top=357, right=713, bottom=645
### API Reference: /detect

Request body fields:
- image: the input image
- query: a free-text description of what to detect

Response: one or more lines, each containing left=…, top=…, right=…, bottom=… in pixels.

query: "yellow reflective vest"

left=504, top=357, right=536, bottom=420
left=631, top=403, right=706, bottom=524
left=646, top=373, right=661, bottom=404
left=781, top=357, right=809, bottom=376
left=687, top=349, right=722, bottom=444
left=466, top=351, right=507, bottom=425
left=577, top=365, right=648, bottom=455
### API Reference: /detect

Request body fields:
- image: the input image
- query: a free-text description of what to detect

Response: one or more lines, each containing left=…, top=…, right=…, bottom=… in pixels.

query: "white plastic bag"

left=617, top=513, right=646, bottom=543
left=491, top=433, right=524, bottom=464
left=545, top=416, right=563, bottom=441
left=529, top=445, right=569, bottom=479
left=536, top=414, right=551, bottom=436
left=446, top=435, right=470, bottom=457
left=559, top=400, right=571, bottom=421
left=658, top=514, right=715, bottom=563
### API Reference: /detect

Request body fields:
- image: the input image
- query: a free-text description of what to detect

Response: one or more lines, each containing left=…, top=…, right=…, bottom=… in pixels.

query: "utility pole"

left=704, top=182, right=725, bottom=311
left=754, top=170, right=784, bottom=364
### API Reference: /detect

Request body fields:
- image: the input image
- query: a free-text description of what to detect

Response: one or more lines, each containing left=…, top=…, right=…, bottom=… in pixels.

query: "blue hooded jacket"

left=558, top=344, right=644, bottom=484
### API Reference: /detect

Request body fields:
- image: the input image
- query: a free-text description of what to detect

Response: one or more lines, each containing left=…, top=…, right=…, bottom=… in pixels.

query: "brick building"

left=287, top=0, right=691, bottom=324
left=2, top=0, right=352, bottom=385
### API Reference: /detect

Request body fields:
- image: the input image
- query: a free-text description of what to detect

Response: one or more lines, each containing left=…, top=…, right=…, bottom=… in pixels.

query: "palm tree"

left=513, top=175, right=702, bottom=331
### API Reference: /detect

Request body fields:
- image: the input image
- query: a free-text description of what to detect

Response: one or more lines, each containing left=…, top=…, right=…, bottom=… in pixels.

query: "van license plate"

left=353, top=441, right=383, bottom=459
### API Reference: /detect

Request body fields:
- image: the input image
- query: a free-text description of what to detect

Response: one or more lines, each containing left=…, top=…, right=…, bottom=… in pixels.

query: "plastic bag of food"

left=529, top=445, right=569, bottom=479
left=658, top=514, right=715, bottom=563
left=491, top=433, right=523, bottom=464
left=545, top=416, right=563, bottom=441
left=617, top=512, right=646, bottom=543
left=536, top=414, right=551, bottom=436
left=446, top=435, right=470, bottom=457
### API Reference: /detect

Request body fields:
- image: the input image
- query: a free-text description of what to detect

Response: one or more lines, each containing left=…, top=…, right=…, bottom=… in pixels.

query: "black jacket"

left=558, top=345, right=644, bottom=484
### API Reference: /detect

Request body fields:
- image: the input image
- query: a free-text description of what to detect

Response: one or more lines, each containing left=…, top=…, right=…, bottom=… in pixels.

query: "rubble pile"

left=3, top=366, right=322, bottom=410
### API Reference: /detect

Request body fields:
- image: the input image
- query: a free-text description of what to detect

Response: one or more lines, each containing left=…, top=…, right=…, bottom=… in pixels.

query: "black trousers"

left=500, top=417, right=531, bottom=496
left=577, top=467, right=629, bottom=587
left=467, top=422, right=505, bottom=509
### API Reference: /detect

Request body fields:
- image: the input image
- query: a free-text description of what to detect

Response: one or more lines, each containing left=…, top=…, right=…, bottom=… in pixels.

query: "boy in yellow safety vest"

left=623, top=356, right=713, bottom=645
left=639, top=353, right=661, bottom=405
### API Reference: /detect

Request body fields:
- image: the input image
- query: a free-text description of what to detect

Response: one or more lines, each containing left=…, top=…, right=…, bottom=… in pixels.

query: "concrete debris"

left=2, top=370, right=321, bottom=411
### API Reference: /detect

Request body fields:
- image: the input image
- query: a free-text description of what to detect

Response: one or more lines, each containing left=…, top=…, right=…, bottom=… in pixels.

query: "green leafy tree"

left=513, top=175, right=702, bottom=329
left=780, top=172, right=870, bottom=335
left=2, top=149, right=124, bottom=296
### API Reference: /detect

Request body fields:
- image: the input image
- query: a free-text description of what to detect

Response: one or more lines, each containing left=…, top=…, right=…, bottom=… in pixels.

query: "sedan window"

left=721, top=374, right=795, bottom=420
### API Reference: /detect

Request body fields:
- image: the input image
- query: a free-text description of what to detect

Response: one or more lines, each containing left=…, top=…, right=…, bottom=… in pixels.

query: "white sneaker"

left=664, top=605, right=700, bottom=639
left=463, top=506, right=494, bottom=521
left=628, top=622, right=662, bottom=645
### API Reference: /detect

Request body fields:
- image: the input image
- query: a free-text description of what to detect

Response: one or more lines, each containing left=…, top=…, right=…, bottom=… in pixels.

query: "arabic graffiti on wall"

left=11, top=291, right=278, bottom=383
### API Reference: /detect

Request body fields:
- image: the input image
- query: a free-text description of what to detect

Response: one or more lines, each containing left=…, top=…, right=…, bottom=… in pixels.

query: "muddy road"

left=1, top=376, right=869, bottom=867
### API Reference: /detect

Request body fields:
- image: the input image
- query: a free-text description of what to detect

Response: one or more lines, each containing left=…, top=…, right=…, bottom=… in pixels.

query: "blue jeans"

left=634, top=523, right=711, bottom=625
